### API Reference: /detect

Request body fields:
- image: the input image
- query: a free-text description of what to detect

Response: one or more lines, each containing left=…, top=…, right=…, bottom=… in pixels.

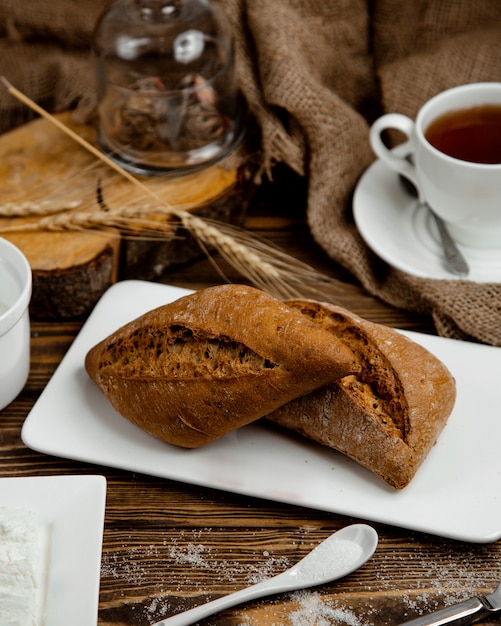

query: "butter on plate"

left=0, top=507, right=50, bottom=626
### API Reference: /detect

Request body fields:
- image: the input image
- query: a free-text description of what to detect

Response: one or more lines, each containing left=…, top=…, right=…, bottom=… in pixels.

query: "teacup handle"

left=369, top=113, right=424, bottom=202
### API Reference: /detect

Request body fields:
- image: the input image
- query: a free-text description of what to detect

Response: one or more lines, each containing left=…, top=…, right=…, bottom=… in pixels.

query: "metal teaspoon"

left=400, top=154, right=469, bottom=278
left=151, top=523, right=378, bottom=626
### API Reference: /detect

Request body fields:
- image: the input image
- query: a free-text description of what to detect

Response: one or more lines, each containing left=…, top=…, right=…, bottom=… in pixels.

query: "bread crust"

left=267, top=300, right=457, bottom=489
left=85, top=285, right=359, bottom=447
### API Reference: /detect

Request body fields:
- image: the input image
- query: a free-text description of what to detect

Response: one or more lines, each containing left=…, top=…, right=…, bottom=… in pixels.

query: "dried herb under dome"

left=94, top=0, right=246, bottom=175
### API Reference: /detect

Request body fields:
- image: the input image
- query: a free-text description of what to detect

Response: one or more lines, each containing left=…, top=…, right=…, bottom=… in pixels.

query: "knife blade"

left=398, top=582, right=501, bottom=626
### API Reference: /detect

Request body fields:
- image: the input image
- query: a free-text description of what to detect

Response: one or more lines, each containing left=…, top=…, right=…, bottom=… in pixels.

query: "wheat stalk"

left=0, top=76, right=344, bottom=300
left=0, top=206, right=179, bottom=238
left=0, top=200, right=83, bottom=216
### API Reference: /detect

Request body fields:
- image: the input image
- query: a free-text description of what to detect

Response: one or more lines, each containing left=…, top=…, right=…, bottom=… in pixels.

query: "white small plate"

left=353, top=146, right=501, bottom=282
left=0, top=475, right=106, bottom=626
left=21, top=281, right=501, bottom=543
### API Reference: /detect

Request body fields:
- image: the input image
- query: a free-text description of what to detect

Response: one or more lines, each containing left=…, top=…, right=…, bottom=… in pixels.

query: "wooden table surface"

left=2, top=166, right=501, bottom=626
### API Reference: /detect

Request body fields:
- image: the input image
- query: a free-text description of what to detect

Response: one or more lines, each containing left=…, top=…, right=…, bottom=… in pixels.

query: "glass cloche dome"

left=93, top=0, right=246, bottom=175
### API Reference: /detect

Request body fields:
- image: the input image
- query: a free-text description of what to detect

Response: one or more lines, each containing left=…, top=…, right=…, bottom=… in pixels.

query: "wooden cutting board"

left=0, top=113, right=248, bottom=318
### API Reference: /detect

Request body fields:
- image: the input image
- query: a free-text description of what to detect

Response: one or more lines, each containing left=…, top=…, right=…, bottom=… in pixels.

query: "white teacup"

left=370, top=82, right=501, bottom=249
left=0, top=237, right=32, bottom=411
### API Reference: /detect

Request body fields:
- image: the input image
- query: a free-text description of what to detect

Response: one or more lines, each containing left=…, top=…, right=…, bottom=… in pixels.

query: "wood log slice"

left=0, top=113, right=251, bottom=318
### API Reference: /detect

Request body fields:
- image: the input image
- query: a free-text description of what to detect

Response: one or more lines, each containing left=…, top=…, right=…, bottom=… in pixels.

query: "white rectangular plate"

left=0, top=475, right=106, bottom=626
left=22, top=281, right=501, bottom=543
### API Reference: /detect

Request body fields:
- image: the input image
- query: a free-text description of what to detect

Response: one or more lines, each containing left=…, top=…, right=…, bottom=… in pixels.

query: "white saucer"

left=353, top=147, right=501, bottom=282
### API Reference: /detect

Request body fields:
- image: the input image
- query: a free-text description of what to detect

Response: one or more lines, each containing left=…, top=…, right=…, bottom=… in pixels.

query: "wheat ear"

left=1, top=76, right=344, bottom=300
left=0, top=207, right=181, bottom=239
left=0, top=200, right=83, bottom=216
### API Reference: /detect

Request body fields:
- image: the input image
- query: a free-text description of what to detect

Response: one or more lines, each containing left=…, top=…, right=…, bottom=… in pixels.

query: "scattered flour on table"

left=232, top=591, right=369, bottom=626
left=100, top=529, right=293, bottom=622
left=101, top=530, right=501, bottom=625
left=165, top=533, right=292, bottom=584
left=101, top=529, right=290, bottom=588
left=288, top=591, right=368, bottom=626
left=373, top=546, right=501, bottom=611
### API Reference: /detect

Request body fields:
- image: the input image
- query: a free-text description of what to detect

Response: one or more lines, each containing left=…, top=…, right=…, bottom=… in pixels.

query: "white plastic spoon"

left=152, top=523, right=378, bottom=626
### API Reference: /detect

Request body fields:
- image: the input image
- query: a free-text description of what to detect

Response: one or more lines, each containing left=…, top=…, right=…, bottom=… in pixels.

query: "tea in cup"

left=369, top=82, right=501, bottom=249
left=0, top=237, right=32, bottom=411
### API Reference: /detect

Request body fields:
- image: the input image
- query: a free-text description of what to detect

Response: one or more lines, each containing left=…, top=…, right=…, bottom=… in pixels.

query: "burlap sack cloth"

left=1, top=0, right=501, bottom=345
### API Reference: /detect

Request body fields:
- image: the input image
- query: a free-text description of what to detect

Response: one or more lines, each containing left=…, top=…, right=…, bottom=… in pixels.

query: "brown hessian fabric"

left=1, top=0, right=501, bottom=345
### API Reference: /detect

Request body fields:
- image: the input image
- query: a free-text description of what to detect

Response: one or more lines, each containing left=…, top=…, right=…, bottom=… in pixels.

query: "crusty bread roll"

left=267, top=300, right=457, bottom=489
left=85, top=285, right=359, bottom=447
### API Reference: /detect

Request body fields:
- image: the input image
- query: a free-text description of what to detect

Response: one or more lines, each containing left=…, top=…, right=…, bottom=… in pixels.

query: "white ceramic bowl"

left=0, top=237, right=32, bottom=411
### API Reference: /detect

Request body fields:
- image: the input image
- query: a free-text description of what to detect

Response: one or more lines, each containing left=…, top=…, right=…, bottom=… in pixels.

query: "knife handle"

left=399, top=597, right=495, bottom=626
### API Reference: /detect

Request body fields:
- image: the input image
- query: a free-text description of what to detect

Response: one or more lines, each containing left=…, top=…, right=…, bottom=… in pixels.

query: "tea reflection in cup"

left=369, top=82, right=501, bottom=249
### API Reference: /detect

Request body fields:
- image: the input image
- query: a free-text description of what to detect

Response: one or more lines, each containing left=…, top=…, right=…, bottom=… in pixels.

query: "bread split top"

left=85, top=284, right=359, bottom=447
left=268, top=299, right=457, bottom=489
